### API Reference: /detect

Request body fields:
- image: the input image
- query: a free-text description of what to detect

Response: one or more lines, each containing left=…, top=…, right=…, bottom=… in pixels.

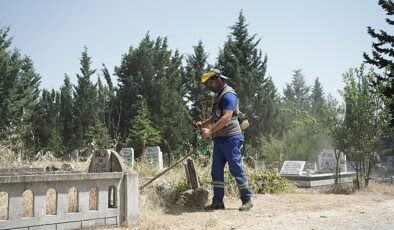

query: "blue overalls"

left=211, top=89, right=252, bottom=204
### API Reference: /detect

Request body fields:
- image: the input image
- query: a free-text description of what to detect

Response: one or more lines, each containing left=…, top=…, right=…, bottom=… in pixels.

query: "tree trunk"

left=334, top=149, right=340, bottom=185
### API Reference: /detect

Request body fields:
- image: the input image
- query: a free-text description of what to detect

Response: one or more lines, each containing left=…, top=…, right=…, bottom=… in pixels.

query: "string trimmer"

left=139, top=132, right=211, bottom=190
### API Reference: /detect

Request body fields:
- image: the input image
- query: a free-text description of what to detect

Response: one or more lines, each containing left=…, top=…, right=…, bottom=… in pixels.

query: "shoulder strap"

left=214, top=85, right=236, bottom=104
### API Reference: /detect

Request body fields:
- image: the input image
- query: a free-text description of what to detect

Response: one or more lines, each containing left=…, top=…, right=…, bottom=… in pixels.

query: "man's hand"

left=192, top=121, right=203, bottom=130
left=200, top=128, right=212, bottom=139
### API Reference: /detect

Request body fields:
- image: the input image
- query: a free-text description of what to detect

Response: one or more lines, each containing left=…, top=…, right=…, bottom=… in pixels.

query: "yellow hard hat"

left=201, top=69, right=228, bottom=83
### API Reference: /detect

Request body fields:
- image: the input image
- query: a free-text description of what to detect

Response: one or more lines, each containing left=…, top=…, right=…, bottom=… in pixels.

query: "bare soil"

left=137, top=182, right=394, bottom=230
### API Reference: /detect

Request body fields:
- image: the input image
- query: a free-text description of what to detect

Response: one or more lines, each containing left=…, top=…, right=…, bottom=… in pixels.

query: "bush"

left=248, top=169, right=290, bottom=194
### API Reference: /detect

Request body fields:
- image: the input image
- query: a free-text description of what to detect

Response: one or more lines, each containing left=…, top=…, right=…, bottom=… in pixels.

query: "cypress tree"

left=184, top=41, right=212, bottom=121
left=217, top=11, right=280, bottom=146
left=60, top=74, right=74, bottom=153
left=73, top=47, right=97, bottom=151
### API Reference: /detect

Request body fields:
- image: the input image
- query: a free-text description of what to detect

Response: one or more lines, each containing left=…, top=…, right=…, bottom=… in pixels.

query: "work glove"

left=192, top=121, right=203, bottom=130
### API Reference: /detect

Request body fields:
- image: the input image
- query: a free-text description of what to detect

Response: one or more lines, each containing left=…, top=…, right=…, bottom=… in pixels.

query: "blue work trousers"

left=211, top=134, right=252, bottom=204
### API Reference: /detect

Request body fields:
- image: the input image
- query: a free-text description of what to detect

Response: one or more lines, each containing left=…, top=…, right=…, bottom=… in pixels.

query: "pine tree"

left=217, top=11, right=280, bottom=147
left=59, top=74, right=74, bottom=153
left=310, top=77, right=325, bottom=117
left=116, top=34, right=192, bottom=155
left=184, top=41, right=212, bottom=121
left=5, top=57, right=41, bottom=155
left=101, top=64, right=121, bottom=148
left=73, top=47, right=97, bottom=151
left=0, top=26, right=21, bottom=130
left=283, top=69, right=310, bottom=111
left=125, top=98, right=161, bottom=159
left=363, top=0, right=394, bottom=126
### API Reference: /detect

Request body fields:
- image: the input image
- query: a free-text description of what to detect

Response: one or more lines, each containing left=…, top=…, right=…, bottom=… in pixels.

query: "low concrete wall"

left=283, top=172, right=356, bottom=188
left=0, top=170, right=139, bottom=229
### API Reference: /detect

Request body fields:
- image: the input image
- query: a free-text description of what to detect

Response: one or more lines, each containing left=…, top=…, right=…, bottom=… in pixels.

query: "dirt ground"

left=137, top=182, right=394, bottom=230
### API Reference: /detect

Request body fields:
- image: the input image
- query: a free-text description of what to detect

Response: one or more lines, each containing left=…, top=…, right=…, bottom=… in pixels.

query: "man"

left=193, top=69, right=253, bottom=211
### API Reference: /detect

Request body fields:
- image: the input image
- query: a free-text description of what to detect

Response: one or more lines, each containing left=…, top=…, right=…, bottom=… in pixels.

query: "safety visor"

left=201, top=70, right=228, bottom=83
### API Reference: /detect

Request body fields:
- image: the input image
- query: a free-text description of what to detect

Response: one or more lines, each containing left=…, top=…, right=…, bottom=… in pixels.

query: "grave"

left=318, top=149, right=347, bottom=173
left=387, top=156, right=394, bottom=172
left=145, top=146, right=163, bottom=171
left=280, top=159, right=355, bottom=188
left=87, top=149, right=125, bottom=173
left=120, top=148, right=135, bottom=166
left=280, top=161, right=306, bottom=175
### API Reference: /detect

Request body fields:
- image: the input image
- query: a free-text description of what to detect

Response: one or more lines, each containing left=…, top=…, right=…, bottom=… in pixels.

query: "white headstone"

left=145, top=146, right=163, bottom=170
left=387, top=156, right=394, bottom=172
left=318, top=149, right=347, bottom=173
left=280, top=161, right=306, bottom=175
left=303, top=161, right=317, bottom=171
left=120, top=148, right=135, bottom=166
left=255, top=160, right=266, bottom=170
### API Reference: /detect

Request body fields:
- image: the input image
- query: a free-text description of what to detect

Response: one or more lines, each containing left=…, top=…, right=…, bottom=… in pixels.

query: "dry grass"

left=68, top=187, right=79, bottom=213
left=0, top=192, right=8, bottom=220
left=21, top=190, right=33, bottom=218
left=0, top=147, right=17, bottom=168
left=89, top=187, right=98, bottom=210
left=46, top=188, right=57, bottom=215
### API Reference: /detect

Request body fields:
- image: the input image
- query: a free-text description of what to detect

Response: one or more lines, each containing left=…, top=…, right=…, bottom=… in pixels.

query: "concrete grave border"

left=0, top=149, right=139, bottom=230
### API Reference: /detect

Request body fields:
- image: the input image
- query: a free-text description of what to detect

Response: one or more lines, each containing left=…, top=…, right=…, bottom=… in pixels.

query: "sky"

left=0, top=0, right=391, bottom=101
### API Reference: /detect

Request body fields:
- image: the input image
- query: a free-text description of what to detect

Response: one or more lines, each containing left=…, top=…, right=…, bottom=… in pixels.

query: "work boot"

left=204, top=202, right=225, bottom=211
left=239, top=201, right=253, bottom=211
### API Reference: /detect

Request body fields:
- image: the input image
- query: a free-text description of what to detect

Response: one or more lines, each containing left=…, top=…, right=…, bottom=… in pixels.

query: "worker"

left=193, top=69, right=253, bottom=211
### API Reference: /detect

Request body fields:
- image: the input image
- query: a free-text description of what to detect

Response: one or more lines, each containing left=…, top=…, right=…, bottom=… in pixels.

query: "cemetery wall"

left=0, top=150, right=139, bottom=230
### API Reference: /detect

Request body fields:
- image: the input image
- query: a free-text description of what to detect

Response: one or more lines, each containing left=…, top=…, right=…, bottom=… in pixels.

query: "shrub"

left=248, top=169, right=290, bottom=194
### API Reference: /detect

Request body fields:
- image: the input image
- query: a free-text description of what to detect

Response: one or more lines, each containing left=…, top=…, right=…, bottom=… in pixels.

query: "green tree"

left=34, top=89, right=62, bottom=154
left=116, top=34, right=192, bottom=156
left=60, top=74, right=74, bottom=153
left=101, top=64, right=122, bottom=149
left=217, top=11, right=280, bottom=148
left=73, top=47, right=97, bottom=151
left=363, top=0, right=394, bottom=127
left=125, top=98, right=161, bottom=159
left=5, top=57, right=41, bottom=155
left=283, top=69, right=310, bottom=111
left=339, top=65, right=389, bottom=188
left=310, top=77, right=326, bottom=117
left=184, top=41, right=212, bottom=121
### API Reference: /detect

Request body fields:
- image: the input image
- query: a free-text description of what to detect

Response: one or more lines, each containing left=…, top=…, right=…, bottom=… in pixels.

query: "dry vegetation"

left=137, top=181, right=394, bottom=230
left=2, top=148, right=394, bottom=229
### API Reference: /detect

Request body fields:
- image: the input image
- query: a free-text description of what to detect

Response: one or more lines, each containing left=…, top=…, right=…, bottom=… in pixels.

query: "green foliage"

left=217, top=11, right=281, bottom=148
left=339, top=65, right=389, bottom=188
left=85, top=120, right=113, bottom=149
left=125, top=98, right=161, bottom=157
left=363, top=0, right=394, bottom=127
left=197, top=164, right=290, bottom=195
left=184, top=41, right=212, bottom=121
left=73, top=47, right=97, bottom=151
left=59, top=75, right=74, bottom=153
left=248, top=169, right=290, bottom=194
left=116, top=34, right=192, bottom=158
left=172, top=178, right=190, bottom=201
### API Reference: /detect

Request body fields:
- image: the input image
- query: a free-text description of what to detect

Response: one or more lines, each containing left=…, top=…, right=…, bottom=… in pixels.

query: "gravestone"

left=387, top=156, right=394, bottom=172
left=120, top=148, right=135, bottom=166
left=255, top=160, right=266, bottom=170
left=303, top=161, right=317, bottom=171
left=88, top=149, right=125, bottom=173
left=145, top=146, right=163, bottom=170
left=280, top=161, right=306, bottom=175
left=318, top=149, right=347, bottom=173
